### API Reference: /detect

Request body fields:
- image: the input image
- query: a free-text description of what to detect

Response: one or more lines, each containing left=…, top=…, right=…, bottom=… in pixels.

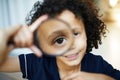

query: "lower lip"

left=65, top=53, right=79, bottom=61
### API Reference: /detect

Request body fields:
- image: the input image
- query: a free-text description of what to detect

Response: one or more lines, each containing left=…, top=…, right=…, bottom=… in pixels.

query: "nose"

left=69, top=37, right=76, bottom=50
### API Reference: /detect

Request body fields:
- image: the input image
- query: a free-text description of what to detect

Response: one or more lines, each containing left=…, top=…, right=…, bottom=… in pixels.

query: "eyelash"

left=50, top=31, right=81, bottom=46
left=53, top=36, right=67, bottom=46
left=73, top=32, right=80, bottom=37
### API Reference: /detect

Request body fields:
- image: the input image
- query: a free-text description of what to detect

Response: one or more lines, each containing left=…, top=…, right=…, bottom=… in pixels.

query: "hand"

left=0, top=25, right=21, bottom=54
left=13, top=15, right=48, bottom=57
left=62, top=71, right=115, bottom=80
left=0, top=25, right=21, bottom=64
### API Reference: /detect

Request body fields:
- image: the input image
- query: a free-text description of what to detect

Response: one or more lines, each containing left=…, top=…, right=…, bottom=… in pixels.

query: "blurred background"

left=0, top=0, right=120, bottom=80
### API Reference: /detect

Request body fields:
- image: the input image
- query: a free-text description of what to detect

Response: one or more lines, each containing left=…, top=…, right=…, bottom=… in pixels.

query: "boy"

left=0, top=0, right=120, bottom=80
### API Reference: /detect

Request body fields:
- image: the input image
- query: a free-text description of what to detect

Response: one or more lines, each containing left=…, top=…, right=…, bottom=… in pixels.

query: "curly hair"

left=26, top=0, right=107, bottom=53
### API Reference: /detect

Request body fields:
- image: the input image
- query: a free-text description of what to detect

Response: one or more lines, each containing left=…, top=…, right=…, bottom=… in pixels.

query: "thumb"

left=4, top=24, right=22, bottom=39
left=29, top=45, right=43, bottom=57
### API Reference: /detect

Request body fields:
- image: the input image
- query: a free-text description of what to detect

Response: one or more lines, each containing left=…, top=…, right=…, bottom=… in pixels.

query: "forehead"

left=37, top=10, right=85, bottom=38
left=39, top=19, right=70, bottom=33
left=37, top=19, right=71, bottom=37
left=56, top=10, right=85, bottom=30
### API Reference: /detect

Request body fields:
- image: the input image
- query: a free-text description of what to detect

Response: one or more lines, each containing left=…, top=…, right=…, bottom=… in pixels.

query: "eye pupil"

left=74, top=33, right=78, bottom=35
left=56, top=38, right=63, bottom=44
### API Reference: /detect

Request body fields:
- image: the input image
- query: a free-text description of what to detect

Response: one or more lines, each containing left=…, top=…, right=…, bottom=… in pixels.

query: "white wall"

left=92, top=0, right=120, bottom=70
left=0, top=0, right=43, bottom=28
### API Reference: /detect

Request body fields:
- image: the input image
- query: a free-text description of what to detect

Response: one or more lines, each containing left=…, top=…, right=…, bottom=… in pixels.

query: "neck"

left=56, top=58, right=81, bottom=79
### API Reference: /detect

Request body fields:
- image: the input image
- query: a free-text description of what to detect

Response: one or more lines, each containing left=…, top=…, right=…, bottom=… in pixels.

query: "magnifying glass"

left=34, top=18, right=73, bottom=56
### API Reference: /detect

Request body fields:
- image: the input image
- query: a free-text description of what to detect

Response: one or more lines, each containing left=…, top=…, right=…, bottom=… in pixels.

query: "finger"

left=29, top=14, right=48, bottom=32
left=14, top=32, right=24, bottom=47
left=5, top=24, right=22, bottom=39
left=23, top=29, right=33, bottom=47
left=14, top=26, right=33, bottom=47
left=19, top=26, right=33, bottom=47
left=29, top=45, right=42, bottom=57
left=17, top=33, right=26, bottom=47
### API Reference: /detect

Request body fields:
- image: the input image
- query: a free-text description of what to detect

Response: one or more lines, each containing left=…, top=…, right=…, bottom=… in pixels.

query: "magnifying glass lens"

left=35, top=18, right=73, bottom=56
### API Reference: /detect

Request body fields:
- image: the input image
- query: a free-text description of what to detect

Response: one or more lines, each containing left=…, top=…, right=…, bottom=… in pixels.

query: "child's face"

left=37, top=19, right=73, bottom=56
left=37, top=10, right=87, bottom=66
left=56, top=10, right=87, bottom=66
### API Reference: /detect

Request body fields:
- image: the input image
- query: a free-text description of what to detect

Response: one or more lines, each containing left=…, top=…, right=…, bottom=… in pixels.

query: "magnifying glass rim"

left=34, top=18, right=73, bottom=56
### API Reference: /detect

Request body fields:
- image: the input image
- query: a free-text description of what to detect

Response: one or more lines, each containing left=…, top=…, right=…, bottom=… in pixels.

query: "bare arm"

left=0, top=25, right=22, bottom=72
left=0, top=56, right=20, bottom=72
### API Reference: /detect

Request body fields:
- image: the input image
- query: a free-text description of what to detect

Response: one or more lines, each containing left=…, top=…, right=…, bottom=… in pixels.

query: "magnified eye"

left=74, top=32, right=80, bottom=37
left=54, top=37, right=67, bottom=46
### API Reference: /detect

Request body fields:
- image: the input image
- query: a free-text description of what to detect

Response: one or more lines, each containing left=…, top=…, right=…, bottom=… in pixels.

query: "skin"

left=56, top=10, right=87, bottom=79
left=0, top=10, right=115, bottom=80
left=0, top=25, right=21, bottom=65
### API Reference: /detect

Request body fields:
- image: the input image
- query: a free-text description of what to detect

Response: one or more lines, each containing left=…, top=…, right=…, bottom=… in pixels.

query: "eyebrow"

left=72, top=28, right=81, bottom=31
left=71, top=25, right=83, bottom=32
left=48, top=29, right=69, bottom=40
left=50, top=18, right=71, bottom=28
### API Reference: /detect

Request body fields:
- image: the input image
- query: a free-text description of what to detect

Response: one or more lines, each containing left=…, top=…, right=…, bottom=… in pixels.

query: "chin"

left=67, top=61, right=80, bottom=67
left=64, top=52, right=85, bottom=67
left=65, top=58, right=81, bottom=66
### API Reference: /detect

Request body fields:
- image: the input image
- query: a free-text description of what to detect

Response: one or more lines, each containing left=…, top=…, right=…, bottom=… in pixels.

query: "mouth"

left=64, top=53, right=79, bottom=61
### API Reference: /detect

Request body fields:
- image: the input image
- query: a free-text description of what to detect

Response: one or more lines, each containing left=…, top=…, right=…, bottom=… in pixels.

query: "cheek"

left=75, top=36, right=87, bottom=50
